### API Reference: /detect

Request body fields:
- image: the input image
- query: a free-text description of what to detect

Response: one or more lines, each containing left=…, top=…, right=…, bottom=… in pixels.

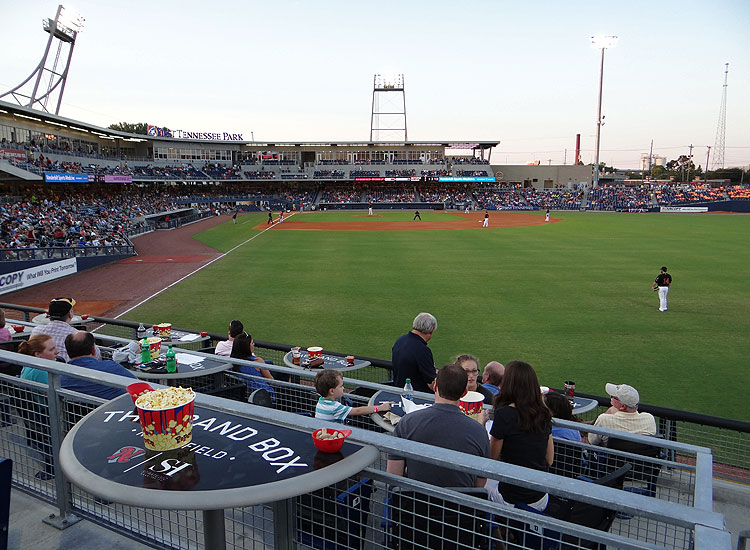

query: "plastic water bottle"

left=140, top=338, right=150, bottom=364
left=136, top=322, right=146, bottom=340
left=403, top=378, right=414, bottom=401
left=165, top=345, right=177, bottom=373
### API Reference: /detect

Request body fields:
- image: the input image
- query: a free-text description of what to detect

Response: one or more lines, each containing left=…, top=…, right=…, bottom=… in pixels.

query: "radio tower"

left=0, top=5, right=84, bottom=115
left=711, top=63, right=729, bottom=170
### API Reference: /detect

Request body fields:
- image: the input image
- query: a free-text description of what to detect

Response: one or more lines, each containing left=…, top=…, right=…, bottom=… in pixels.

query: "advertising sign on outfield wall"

left=0, top=258, right=78, bottom=295
left=660, top=206, right=709, bottom=213
left=0, top=148, right=26, bottom=161
left=45, top=173, right=90, bottom=183
left=438, top=176, right=496, bottom=183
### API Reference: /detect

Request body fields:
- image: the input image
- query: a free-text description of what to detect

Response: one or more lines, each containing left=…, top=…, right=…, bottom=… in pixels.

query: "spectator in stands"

left=62, top=331, right=136, bottom=399
left=488, top=360, right=553, bottom=511
left=215, top=319, right=244, bottom=357
left=314, top=369, right=390, bottom=423
left=544, top=392, right=582, bottom=442
left=482, top=361, right=504, bottom=396
left=31, top=297, right=100, bottom=362
left=229, top=331, right=275, bottom=397
left=0, top=309, right=11, bottom=342
left=18, top=334, right=60, bottom=385
left=456, top=354, right=495, bottom=404
left=588, top=383, right=656, bottom=446
left=391, top=312, right=437, bottom=393
left=386, top=364, right=490, bottom=487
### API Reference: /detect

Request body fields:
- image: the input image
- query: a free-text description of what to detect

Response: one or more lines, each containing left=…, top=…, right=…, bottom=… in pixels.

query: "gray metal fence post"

left=43, top=372, right=81, bottom=529
left=272, top=498, right=295, bottom=550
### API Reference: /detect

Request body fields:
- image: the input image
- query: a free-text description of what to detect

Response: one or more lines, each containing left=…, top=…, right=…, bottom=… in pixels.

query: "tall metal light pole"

left=590, top=35, right=618, bottom=188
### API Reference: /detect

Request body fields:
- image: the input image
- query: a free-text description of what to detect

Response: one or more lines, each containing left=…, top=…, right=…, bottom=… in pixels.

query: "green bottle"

left=165, top=344, right=177, bottom=373
left=140, top=338, right=150, bottom=364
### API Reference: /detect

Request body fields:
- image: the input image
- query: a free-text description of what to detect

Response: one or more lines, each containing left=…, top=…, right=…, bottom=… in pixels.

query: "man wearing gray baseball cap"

left=588, top=383, right=656, bottom=446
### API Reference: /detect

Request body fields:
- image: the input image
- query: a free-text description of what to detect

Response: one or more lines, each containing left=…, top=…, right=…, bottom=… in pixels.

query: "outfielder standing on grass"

left=652, top=266, right=672, bottom=312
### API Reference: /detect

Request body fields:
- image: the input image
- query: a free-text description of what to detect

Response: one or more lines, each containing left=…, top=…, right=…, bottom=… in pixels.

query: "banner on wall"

left=660, top=206, right=709, bottom=213
left=45, top=173, right=89, bottom=183
left=0, top=258, right=78, bottom=295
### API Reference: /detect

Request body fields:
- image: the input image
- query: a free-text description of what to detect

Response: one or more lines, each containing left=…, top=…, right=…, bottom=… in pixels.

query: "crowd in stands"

left=320, top=187, right=362, bottom=203
left=728, top=185, right=750, bottom=199
left=450, top=157, right=490, bottom=165
left=313, top=170, right=345, bottom=179
left=587, top=185, right=652, bottom=211
left=421, top=169, right=451, bottom=177
left=522, top=188, right=584, bottom=210
left=366, top=185, right=416, bottom=203
left=457, top=170, right=489, bottom=177
left=277, top=186, right=317, bottom=209
left=244, top=171, right=276, bottom=179
left=350, top=170, right=381, bottom=177
left=654, top=184, right=727, bottom=205
left=385, top=169, right=417, bottom=177
left=474, top=189, right=527, bottom=210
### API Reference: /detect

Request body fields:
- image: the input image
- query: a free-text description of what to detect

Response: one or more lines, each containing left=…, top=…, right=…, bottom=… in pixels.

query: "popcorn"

left=135, top=387, right=195, bottom=451
left=136, top=387, right=194, bottom=409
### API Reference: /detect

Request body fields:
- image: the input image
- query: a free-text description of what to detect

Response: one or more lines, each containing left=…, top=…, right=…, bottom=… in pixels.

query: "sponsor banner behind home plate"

left=0, top=257, right=77, bottom=295
left=660, top=206, right=709, bottom=213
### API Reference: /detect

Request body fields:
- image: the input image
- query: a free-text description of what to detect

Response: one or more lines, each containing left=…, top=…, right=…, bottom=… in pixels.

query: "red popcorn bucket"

left=135, top=387, right=195, bottom=451
left=458, top=391, right=484, bottom=421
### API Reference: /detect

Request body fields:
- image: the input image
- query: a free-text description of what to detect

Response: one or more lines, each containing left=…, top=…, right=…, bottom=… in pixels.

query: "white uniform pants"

left=658, top=286, right=669, bottom=311
left=483, top=218, right=488, bottom=227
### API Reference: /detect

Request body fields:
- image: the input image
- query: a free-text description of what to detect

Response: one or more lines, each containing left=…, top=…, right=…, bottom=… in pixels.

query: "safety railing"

left=1, top=300, right=748, bottom=486
left=0, top=349, right=733, bottom=549
left=0, top=243, right=135, bottom=262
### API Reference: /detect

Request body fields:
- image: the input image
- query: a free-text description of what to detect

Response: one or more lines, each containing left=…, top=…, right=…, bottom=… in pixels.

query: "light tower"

left=0, top=5, right=84, bottom=115
left=589, top=35, right=618, bottom=188
left=370, top=74, right=407, bottom=142
left=711, top=63, right=729, bottom=170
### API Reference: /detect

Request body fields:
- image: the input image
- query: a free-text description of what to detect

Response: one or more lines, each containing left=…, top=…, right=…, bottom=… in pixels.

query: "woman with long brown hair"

left=488, top=360, right=553, bottom=511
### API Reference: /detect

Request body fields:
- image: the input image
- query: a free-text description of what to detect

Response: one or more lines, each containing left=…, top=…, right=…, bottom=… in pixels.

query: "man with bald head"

left=62, top=331, right=136, bottom=400
left=482, top=361, right=504, bottom=396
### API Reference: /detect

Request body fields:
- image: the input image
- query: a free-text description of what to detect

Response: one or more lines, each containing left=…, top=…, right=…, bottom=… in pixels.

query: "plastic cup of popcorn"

left=147, top=336, right=162, bottom=358
left=135, top=387, right=195, bottom=451
left=458, top=391, right=485, bottom=422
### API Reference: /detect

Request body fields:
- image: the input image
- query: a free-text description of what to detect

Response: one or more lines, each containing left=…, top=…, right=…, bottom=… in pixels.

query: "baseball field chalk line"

left=112, top=212, right=295, bottom=320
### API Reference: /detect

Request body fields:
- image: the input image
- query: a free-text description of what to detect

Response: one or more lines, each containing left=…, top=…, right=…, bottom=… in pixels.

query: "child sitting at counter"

left=314, top=369, right=391, bottom=423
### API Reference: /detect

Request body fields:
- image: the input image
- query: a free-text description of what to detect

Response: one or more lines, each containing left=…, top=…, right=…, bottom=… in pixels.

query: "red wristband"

left=374, top=405, right=379, bottom=413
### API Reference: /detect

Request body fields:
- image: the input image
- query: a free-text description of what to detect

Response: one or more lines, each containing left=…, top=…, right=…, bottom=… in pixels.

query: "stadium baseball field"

left=121, top=210, right=749, bottom=421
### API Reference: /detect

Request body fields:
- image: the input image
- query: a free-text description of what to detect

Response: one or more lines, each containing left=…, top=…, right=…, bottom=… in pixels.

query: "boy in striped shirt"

left=315, top=369, right=391, bottom=423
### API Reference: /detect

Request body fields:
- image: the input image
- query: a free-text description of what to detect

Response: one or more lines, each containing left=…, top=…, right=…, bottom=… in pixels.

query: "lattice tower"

left=711, top=63, right=729, bottom=170
left=370, top=74, right=407, bottom=142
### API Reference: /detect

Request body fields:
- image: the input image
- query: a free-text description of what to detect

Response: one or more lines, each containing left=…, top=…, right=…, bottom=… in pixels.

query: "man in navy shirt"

left=63, top=331, right=136, bottom=400
left=391, top=312, right=437, bottom=393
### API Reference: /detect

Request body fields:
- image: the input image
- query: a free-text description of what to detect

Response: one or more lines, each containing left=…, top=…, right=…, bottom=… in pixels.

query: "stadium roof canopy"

left=0, top=100, right=499, bottom=149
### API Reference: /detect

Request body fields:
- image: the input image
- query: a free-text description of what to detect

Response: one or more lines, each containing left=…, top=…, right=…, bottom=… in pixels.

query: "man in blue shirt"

left=391, top=312, right=437, bottom=393
left=63, top=331, right=136, bottom=400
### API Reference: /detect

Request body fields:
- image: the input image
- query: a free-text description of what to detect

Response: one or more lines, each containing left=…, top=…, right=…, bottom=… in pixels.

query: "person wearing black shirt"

left=413, top=210, right=421, bottom=221
left=652, top=266, right=672, bottom=312
left=456, top=354, right=495, bottom=405
left=391, top=312, right=437, bottom=393
left=488, top=361, right=553, bottom=511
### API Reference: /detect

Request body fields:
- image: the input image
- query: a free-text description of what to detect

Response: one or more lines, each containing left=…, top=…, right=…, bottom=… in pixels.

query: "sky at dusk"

left=2, top=0, right=748, bottom=169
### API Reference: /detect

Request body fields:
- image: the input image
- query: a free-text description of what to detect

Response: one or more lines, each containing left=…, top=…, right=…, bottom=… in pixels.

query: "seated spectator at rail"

left=314, top=369, right=390, bottom=423
left=215, top=319, right=244, bottom=356
left=19, top=334, right=62, bottom=384
left=544, top=392, right=583, bottom=442
left=31, top=297, right=100, bottom=362
left=0, top=309, right=11, bottom=342
left=482, top=360, right=504, bottom=396
left=62, top=331, right=136, bottom=400
left=386, top=364, right=490, bottom=488
left=230, top=331, right=275, bottom=396
left=456, top=353, right=495, bottom=404
left=488, top=360, right=553, bottom=511
left=587, top=383, right=656, bottom=446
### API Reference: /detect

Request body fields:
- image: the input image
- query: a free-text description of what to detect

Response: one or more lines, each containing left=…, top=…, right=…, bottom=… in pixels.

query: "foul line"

left=113, top=212, right=295, bottom=319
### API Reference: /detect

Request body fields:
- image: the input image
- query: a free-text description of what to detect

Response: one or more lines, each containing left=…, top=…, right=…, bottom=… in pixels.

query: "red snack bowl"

left=12, top=325, right=25, bottom=333
left=312, top=428, right=352, bottom=453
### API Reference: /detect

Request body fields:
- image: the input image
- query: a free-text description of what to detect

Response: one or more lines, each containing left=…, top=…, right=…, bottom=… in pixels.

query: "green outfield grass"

left=126, top=210, right=750, bottom=420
